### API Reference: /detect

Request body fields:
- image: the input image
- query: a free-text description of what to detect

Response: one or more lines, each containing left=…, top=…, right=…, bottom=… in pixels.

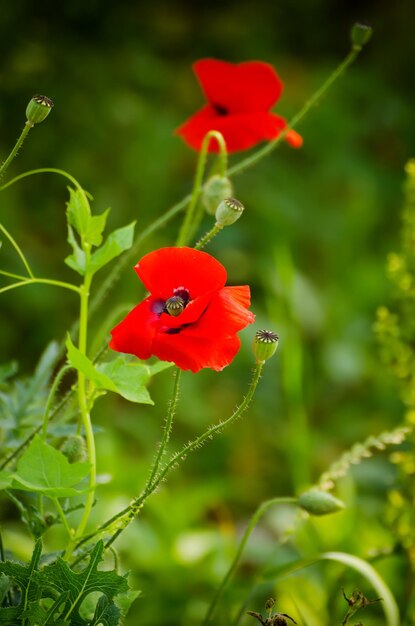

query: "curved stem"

left=0, top=277, right=81, bottom=295
left=176, top=131, right=227, bottom=247
left=0, top=167, right=90, bottom=205
left=203, top=496, right=298, bottom=624
left=0, top=223, right=34, bottom=278
left=78, top=363, right=264, bottom=551
left=146, top=367, right=181, bottom=489
left=0, top=122, right=33, bottom=181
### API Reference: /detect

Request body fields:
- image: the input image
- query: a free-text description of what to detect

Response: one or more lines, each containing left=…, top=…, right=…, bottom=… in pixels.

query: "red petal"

left=109, top=297, right=159, bottom=360
left=176, top=106, right=289, bottom=153
left=135, top=247, right=227, bottom=299
left=152, top=332, right=242, bottom=373
left=184, top=286, right=255, bottom=338
left=194, top=59, right=283, bottom=113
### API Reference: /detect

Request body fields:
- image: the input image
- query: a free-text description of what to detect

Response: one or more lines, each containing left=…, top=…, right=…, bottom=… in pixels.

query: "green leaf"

left=65, top=225, right=86, bottom=275
left=11, top=435, right=89, bottom=498
left=66, top=335, right=118, bottom=394
left=0, top=471, right=13, bottom=490
left=66, top=187, right=91, bottom=239
left=66, top=186, right=109, bottom=248
left=36, top=541, right=129, bottom=625
left=0, top=541, right=134, bottom=625
left=0, top=573, right=11, bottom=604
left=87, top=222, right=135, bottom=274
left=89, top=595, right=121, bottom=626
left=0, top=539, right=42, bottom=621
left=67, top=336, right=166, bottom=404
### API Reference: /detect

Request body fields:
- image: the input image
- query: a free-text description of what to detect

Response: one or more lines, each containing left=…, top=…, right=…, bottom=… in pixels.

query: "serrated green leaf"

left=66, top=335, right=118, bottom=394
left=0, top=539, right=42, bottom=620
left=85, top=210, right=110, bottom=247
left=87, top=222, right=135, bottom=274
left=114, top=587, right=141, bottom=617
left=0, top=573, right=11, bottom=604
left=89, top=595, right=121, bottom=626
left=65, top=225, right=86, bottom=275
left=11, top=435, right=89, bottom=498
left=36, top=541, right=129, bottom=625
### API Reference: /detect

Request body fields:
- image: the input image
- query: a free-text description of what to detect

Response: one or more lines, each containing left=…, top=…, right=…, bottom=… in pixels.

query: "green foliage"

left=0, top=343, right=59, bottom=450
left=66, top=335, right=170, bottom=404
left=0, top=434, right=89, bottom=498
left=64, top=186, right=135, bottom=277
left=0, top=540, right=133, bottom=626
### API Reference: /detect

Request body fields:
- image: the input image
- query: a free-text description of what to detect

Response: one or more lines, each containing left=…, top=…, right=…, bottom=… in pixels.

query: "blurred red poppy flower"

left=176, top=59, right=302, bottom=153
left=109, top=247, right=255, bottom=373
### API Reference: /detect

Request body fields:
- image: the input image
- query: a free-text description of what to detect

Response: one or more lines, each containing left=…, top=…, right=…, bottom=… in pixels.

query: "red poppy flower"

left=176, top=59, right=303, bottom=153
left=109, top=247, right=255, bottom=373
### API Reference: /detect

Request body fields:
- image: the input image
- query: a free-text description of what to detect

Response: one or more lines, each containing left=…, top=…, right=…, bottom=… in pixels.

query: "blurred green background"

left=1, top=0, right=415, bottom=624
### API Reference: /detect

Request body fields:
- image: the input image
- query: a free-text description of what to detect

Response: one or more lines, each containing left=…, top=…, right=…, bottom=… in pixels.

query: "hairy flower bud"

left=202, top=175, right=233, bottom=215
left=298, top=489, right=345, bottom=516
left=61, top=435, right=86, bottom=463
left=26, top=95, right=54, bottom=125
left=215, top=197, right=244, bottom=226
left=350, top=23, right=373, bottom=50
left=253, top=329, right=279, bottom=363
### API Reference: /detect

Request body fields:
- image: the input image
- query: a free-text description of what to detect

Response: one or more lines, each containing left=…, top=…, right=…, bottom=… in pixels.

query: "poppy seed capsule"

left=215, top=197, right=244, bottom=226
left=298, top=489, right=345, bottom=516
left=26, top=95, right=54, bottom=125
left=165, top=295, right=185, bottom=316
left=202, top=175, right=233, bottom=215
left=350, top=22, right=373, bottom=50
left=253, top=329, right=279, bottom=363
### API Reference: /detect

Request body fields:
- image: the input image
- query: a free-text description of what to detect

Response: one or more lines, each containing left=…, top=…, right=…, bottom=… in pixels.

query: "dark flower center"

left=212, top=103, right=228, bottom=116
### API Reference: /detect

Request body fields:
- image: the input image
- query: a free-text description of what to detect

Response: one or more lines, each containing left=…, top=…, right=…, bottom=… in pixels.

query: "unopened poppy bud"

left=61, top=435, right=86, bottom=463
left=215, top=197, right=244, bottom=226
left=25, top=95, right=54, bottom=125
left=298, top=489, right=345, bottom=516
left=253, top=330, right=279, bottom=363
left=202, top=175, right=233, bottom=215
left=165, top=295, right=185, bottom=316
left=350, top=22, right=373, bottom=50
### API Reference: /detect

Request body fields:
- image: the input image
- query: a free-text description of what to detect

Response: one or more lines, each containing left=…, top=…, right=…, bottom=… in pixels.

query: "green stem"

left=0, top=277, right=81, bottom=295
left=53, top=498, right=73, bottom=539
left=81, top=363, right=264, bottom=551
left=41, top=364, right=73, bottom=440
left=0, top=167, right=90, bottom=207
left=0, top=122, right=33, bottom=181
left=203, top=496, right=298, bottom=624
left=176, top=131, right=227, bottom=247
left=0, top=269, right=27, bottom=280
left=194, top=223, right=223, bottom=250
left=146, top=367, right=181, bottom=489
left=0, top=222, right=34, bottom=278
left=227, top=47, right=360, bottom=178
left=64, top=272, right=96, bottom=560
